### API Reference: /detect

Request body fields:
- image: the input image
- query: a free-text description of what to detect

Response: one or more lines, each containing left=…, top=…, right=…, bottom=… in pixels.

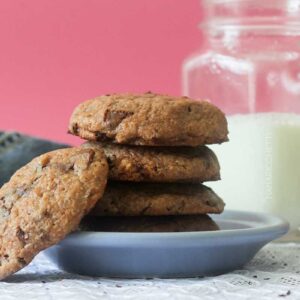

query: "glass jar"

left=183, top=0, right=300, bottom=237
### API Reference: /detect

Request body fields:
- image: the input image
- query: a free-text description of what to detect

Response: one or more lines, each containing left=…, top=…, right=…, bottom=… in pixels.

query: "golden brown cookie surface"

left=90, top=182, right=225, bottom=217
left=0, top=147, right=108, bottom=280
left=83, top=142, right=220, bottom=183
left=69, top=92, right=228, bottom=147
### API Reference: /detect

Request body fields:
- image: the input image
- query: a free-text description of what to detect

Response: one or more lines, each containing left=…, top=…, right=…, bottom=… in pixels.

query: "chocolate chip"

left=135, top=163, right=144, bottom=173
left=95, top=132, right=110, bottom=142
left=43, top=210, right=51, bottom=218
left=55, top=163, right=73, bottom=172
left=106, top=156, right=115, bottom=168
left=72, top=123, right=79, bottom=135
left=16, top=227, right=28, bottom=243
left=205, top=200, right=213, bottom=206
left=17, top=257, right=26, bottom=266
left=87, top=150, right=95, bottom=166
left=103, top=110, right=133, bottom=129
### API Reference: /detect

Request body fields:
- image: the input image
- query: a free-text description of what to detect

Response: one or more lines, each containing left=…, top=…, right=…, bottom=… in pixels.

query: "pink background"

left=0, top=0, right=203, bottom=145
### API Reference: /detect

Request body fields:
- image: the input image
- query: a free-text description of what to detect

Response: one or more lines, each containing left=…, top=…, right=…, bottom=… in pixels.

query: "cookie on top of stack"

left=68, top=92, right=228, bottom=228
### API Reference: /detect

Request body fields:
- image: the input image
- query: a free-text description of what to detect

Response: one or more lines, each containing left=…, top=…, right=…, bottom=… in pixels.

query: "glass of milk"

left=183, top=0, right=300, bottom=238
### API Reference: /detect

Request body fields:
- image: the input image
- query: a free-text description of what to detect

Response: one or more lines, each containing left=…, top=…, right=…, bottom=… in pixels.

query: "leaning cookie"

left=89, top=182, right=225, bottom=217
left=69, top=92, right=228, bottom=147
left=0, top=147, right=108, bottom=280
left=82, top=141, right=220, bottom=183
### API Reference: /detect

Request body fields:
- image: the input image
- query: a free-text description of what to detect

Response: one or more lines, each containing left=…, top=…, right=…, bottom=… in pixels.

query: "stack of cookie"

left=68, top=92, right=228, bottom=227
left=0, top=92, right=228, bottom=280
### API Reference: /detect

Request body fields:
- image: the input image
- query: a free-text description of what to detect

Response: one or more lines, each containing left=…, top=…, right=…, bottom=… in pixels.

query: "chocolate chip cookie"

left=83, top=141, right=220, bottom=182
left=80, top=215, right=219, bottom=232
left=0, top=147, right=108, bottom=280
left=90, top=182, right=225, bottom=217
left=69, top=92, right=228, bottom=146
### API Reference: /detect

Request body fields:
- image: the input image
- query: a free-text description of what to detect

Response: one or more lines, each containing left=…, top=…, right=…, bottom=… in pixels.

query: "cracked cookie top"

left=68, top=92, right=228, bottom=147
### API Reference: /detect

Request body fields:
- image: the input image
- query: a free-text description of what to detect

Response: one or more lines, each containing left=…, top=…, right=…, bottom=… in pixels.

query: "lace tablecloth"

left=1, top=243, right=299, bottom=300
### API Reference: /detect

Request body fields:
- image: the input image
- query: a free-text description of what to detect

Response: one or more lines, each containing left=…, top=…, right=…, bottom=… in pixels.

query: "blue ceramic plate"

left=45, top=210, right=289, bottom=278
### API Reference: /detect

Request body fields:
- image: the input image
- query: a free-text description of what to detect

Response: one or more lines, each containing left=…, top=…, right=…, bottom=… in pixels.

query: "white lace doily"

left=1, top=243, right=299, bottom=300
